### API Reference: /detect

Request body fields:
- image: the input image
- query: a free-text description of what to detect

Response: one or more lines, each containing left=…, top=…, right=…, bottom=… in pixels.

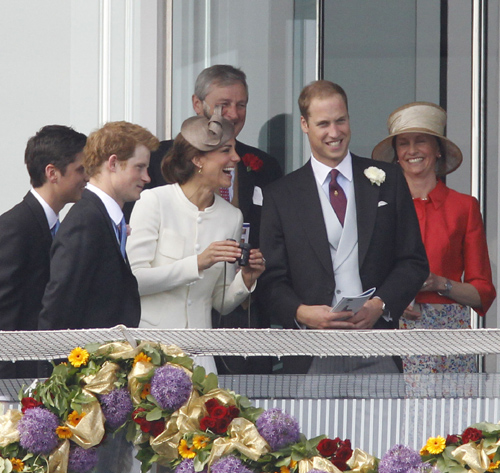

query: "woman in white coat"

left=127, top=108, right=266, bottom=373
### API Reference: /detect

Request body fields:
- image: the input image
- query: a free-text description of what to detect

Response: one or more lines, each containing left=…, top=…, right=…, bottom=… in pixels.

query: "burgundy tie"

left=329, top=169, right=347, bottom=226
left=219, top=187, right=230, bottom=202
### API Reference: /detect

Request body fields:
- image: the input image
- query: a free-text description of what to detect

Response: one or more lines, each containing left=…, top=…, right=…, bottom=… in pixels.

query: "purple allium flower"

left=256, top=408, right=300, bottom=450
left=18, top=407, right=59, bottom=454
left=68, top=445, right=99, bottom=473
left=408, top=466, right=440, bottom=473
left=150, top=364, right=192, bottom=411
left=100, top=387, right=133, bottom=429
left=211, top=456, right=253, bottom=473
left=379, top=444, right=423, bottom=473
left=175, top=459, right=207, bottom=473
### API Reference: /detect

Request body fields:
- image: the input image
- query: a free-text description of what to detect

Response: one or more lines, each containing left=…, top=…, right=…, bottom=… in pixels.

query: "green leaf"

left=191, top=366, right=206, bottom=386
left=146, top=407, right=163, bottom=421
left=203, top=373, right=219, bottom=393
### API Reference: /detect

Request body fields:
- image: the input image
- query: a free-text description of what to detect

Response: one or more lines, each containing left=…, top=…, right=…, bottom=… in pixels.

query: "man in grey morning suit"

left=259, top=81, right=429, bottom=374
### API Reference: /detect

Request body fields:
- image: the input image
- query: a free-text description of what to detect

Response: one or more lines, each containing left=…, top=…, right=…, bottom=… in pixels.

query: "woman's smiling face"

left=395, top=132, right=441, bottom=178
left=195, top=138, right=240, bottom=190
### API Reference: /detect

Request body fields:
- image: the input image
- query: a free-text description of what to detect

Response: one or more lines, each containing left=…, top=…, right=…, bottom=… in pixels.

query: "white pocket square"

left=378, top=200, right=388, bottom=207
left=253, top=186, right=263, bottom=206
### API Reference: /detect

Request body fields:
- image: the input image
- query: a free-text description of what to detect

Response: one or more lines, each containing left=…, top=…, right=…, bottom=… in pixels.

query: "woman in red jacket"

left=373, top=102, right=496, bottom=373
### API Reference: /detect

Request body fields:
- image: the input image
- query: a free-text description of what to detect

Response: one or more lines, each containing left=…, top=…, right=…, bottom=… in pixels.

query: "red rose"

left=211, top=405, right=229, bottom=419
left=150, top=420, right=165, bottom=437
left=462, top=427, right=482, bottom=444
left=241, top=153, right=263, bottom=172
left=205, top=399, right=220, bottom=414
left=21, top=397, right=43, bottom=413
left=335, top=443, right=353, bottom=462
left=200, top=416, right=216, bottom=431
left=214, top=417, right=231, bottom=434
left=446, top=434, right=460, bottom=445
left=228, top=405, right=240, bottom=419
left=332, top=460, right=349, bottom=472
left=317, top=438, right=338, bottom=457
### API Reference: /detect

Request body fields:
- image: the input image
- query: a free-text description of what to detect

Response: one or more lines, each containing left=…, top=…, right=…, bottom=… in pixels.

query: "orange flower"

left=280, top=467, right=290, bottom=473
left=141, top=383, right=151, bottom=399
left=67, top=410, right=86, bottom=426
left=489, top=460, right=500, bottom=471
left=178, top=439, right=196, bottom=459
left=56, top=425, right=73, bottom=439
left=10, top=458, right=24, bottom=472
left=134, top=352, right=152, bottom=366
left=192, top=435, right=210, bottom=449
left=68, top=347, right=89, bottom=367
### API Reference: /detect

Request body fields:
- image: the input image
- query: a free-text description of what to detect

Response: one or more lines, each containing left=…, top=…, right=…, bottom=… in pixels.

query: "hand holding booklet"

left=330, top=287, right=376, bottom=315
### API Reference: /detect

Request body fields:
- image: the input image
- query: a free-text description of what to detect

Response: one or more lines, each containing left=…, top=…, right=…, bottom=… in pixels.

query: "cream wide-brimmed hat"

left=371, top=101, right=463, bottom=175
left=181, top=105, right=234, bottom=152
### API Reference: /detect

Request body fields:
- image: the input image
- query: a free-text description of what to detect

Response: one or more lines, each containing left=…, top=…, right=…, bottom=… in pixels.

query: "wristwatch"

left=438, top=279, right=452, bottom=297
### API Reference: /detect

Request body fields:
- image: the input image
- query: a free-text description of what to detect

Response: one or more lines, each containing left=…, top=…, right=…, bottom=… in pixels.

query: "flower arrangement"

left=364, top=166, right=386, bottom=186
left=242, top=153, right=264, bottom=172
left=1, top=340, right=500, bottom=473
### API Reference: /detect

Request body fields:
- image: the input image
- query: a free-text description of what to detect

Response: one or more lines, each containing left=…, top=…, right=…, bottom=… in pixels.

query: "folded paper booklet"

left=330, top=287, right=376, bottom=314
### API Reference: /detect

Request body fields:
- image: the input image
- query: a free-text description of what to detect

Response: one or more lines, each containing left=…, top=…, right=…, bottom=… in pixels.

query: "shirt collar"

left=428, top=179, right=448, bottom=209
left=86, top=183, right=124, bottom=225
left=30, top=188, right=59, bottom=229
left=310, top=151, right=353, bottom=186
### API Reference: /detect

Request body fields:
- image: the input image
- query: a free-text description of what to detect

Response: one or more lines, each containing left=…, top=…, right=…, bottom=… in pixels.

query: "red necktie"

left=219, top=187, right=230, bottom=202
left=329, top=169, right=347, bottom=226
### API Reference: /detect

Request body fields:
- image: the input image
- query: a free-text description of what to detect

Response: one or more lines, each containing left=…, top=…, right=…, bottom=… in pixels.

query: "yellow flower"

left=178, top=439, right=196, bottom=459
left=280, top=467, right=290, bottom=473
left=56, top=425, right=73, bottom=439
left=68, top=347, right=89, bottom=367
left=489, top=460, right=500, bottom=471
left=192, top=435, right=210, bottom=449
left=425, top=436, right=446, bottom=455
left=141, top=383, right=151, bottom=399
left=10, top=458, right=24, bottom=472
left=67, top=410, right=86, bottom=427
left=420, top=446, right=429, bottom=456
left=134, top=352, right=152, bottom=366
left=289, top=460, right=297, bottom=468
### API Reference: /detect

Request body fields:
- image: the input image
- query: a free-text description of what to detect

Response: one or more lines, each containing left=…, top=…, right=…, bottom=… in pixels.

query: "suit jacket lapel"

left=352, top=156, right=380, bottom=267
left=83, top=190, right=130, bottom=268
left=291, top=161, right=334, bottom=278
left=24, top=192, right=52, bottom=245
left=235, top=142, right=255, bottom=220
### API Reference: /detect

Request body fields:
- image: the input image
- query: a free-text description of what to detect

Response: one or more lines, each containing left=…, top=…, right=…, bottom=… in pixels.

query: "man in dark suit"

left=39, top=121, right=159, bottom=331
left=124, top=65, right=282, bottom=374
left=259, top=81, right=429, bottom=374
left=0, top=125, right=87, bottom=378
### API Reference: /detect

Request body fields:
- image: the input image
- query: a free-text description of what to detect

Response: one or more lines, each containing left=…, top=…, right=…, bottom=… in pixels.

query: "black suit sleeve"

left=259, top=186, right=303, bottom=329
left=39, top=208, right=102, bottom=330
left=0, top=215, right=30, bottom=330
left=363, top=166, right=429, bottom=321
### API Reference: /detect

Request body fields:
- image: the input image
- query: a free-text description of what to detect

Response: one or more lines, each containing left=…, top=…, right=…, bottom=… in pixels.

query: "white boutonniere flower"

left=364, top=166, right=386, bottom=186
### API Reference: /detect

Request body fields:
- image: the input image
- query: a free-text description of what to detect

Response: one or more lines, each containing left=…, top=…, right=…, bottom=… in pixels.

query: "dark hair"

left=194, top=65, right=248, bottom=101
left=84, top=121, right=159, bottom=177
left=24, top=125, right=87, bottom=188
left=161, top=133, right=206, bottom=185
left=298, top=80, right=348, bottom=121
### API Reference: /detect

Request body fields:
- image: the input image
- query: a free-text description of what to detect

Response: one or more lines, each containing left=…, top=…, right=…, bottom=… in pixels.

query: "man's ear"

left=45, top=163, right=59, bottom=183
left=300, top=115, right=309, bottom=134
left=108, top=154, right=119, bottom=172
left=192, top=94, right=204, bottom=116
